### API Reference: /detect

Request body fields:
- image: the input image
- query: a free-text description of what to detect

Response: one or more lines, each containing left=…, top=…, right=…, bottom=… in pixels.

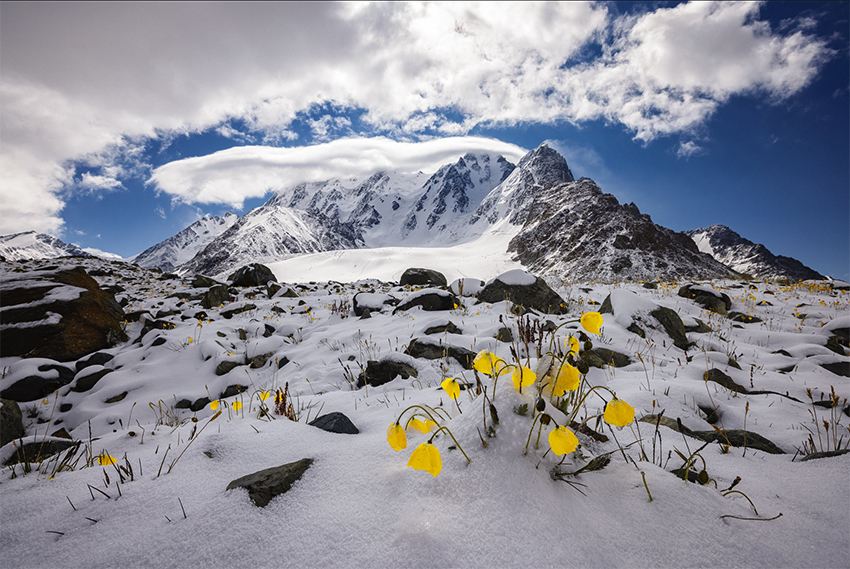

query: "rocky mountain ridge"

left=0, top=231, right=92, bottom=261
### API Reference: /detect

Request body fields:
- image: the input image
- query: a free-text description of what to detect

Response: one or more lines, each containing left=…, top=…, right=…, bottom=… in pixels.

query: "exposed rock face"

left=0, top=399, right=24, bottom=446
left=0, top=266, right=126, bottom=361
left=132, top=213, right=239, bottom=272
left=405, top=338, right=475, bottom=369
left=394, top=290, right=458, bottom=313
left=678, top=284, right=732, bottom=315
left=309, top=412, right=359, bottom=435
left=229, top=263, right=276, bottom=287
left=0, top=231, right=92, bottom=261
left=507, top=179, right=736, bottom=282
left=686, top=224, right=823, bottom=281
left=357, top=359, right=418, bottom=387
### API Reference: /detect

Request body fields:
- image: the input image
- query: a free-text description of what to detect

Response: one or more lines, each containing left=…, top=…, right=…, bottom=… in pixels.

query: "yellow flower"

left=552, top=362, right=580, bottom=396
left=548, top=425, right=579, bottom=456
left=259, top=391, right=272, bottom=401
left=473, top=350, right=507, bottom=376
left=580, top=312, right=603, bottom=335
left=511, top=365, right=536, bottom=391
left=232, top=400, right=243, bottom=412
left=406, top=417, right=431, bottom=434
left=604, top=398, right=635, bottom=427
left=441, top=377, right=461, bottom=400
left=387, top=423, right=407, bottom=451
left=567, top=336, right=580, bottom=356
left=98, top=453, right=117, bottom=466
left=407, top=442, right=442, bottom=476
left=210, top=400, right=221, bottom=411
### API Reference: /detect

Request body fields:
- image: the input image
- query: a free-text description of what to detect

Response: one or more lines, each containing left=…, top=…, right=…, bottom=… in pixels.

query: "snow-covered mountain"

left=180, top=206, right=362, bottom=277
left=685, top=225, right=824, bottom=281
left=508, top=178, right=735, bottom=282
left=0, top=231, right=92, bottom=261
left=131, top=213, right=239, bottom=272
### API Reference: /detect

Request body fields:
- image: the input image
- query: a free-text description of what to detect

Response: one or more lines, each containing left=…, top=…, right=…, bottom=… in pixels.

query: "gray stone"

left=4, top=439, right=81, bottom=465
left=0, top=399, right=24, bottom=447
left=650, top=307, right=691, bottom=351
left=495, top=327, right=514, bottom=343
left=228, top=264, right=276, bottom=288
left=215, top=361, right=239, bottom=376
left=821, top=361, right=850, bottom=377
left=800, top=449, right=850, bottom=462
left=394, top=292, right=458, bottom=313
left=399, top=268, right=447, bottom=287
left=226, top=458, right=313, bottom=507
left=309, top=412, right=359, bottom=435
left=192, top=274, right=222, bottom=288
left=728, top=312, right=762, bottom=323
left=75, top=352, right=114, bottom=372
left=222, top=304, right=257, bottom=319
left=424, top=322, right=462, bottom=335
left=357, top=360, right=418, bottom=388
left=70, top=368, right=113, bottom=393
left=404, top=339, right=475, bottom=369
left=582, top=348, right=631, bottom=369
left=704, top=368, right=748, bottom=393
left=678, top=284, right=731, bottom=315
left=201, top=285, right=230, bottom=309
left=477, top=274, right=568, bottom=315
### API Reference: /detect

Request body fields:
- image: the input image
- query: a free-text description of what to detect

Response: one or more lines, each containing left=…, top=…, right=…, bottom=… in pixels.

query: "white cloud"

left=676, top=141, right=702, bottom=158
left=0, top=1, right=833, bottom=234
left=149, top=136, right=528, bottom=208
left=79, top=173, right=123, bottom=192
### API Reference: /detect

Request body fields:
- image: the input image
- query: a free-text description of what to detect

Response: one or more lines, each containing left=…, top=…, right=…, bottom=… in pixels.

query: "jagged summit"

left=131, top=213, right=239, bottom=272
left=686, top=224, right=823, bottom=281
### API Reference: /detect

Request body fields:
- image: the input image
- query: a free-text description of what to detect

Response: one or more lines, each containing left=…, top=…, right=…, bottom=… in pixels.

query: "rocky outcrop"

left=477, top=270, right=568, bottom=315
left=226, top=458, right=314, bottom=507
left=0, top=266, right=126, bottom=362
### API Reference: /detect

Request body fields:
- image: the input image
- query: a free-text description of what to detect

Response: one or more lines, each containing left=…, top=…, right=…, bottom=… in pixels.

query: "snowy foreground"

left=1, top=256, right=848, bottom=569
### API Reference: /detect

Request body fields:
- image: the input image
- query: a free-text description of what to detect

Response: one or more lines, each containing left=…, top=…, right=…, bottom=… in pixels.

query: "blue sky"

left=1, top=2, right=847, bottom=278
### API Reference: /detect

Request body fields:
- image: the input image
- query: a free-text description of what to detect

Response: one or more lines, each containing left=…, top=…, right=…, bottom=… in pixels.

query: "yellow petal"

left=580, top=312, right=603, bottom=335
left=407, top=442, right=442, bottom=476
left=567, top=336, right=580, bottom=356
left=552, top=362, right=580, bottom=396
left=406, top=418, right=430, bottom=434
left=98, top=453, right=117, bottom=466
left=441, top=377, right=461, bottom=400
left=232, top=400, right=243, bottom=412
left=387, top=423, right=407, bottom=451
left=473, top=351, right=507, bottom=376
left=604, top=398, right=635, bottom=427
left=548, top=426, right=579, bottom=456
left=260, top=391, right=271, bottom=401
left=210, top=400, right=220, bottom=410
left=511, top=366, right=536, bottom=391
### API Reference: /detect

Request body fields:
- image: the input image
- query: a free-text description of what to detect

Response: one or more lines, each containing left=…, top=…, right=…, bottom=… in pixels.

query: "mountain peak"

left=516, top=143, right=575, bottom=186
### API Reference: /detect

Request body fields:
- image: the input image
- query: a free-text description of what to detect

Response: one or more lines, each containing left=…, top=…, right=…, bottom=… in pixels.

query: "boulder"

left=353, top=292, right=397, bottom=316
left=0, top=399, right=24, bottom=446
left=0, top=266, right=127, bottom=361
left=0, top=363, right=76, bottom=402
left=309, top=412, right=359, bottom=435
left=424, top=322, right=462, bottom=335
left=399, top=268, right=447, bottom=287
left=678, top=284, right=731, bottom=315
left=70, top=367, right=113, bottom=393
left=4, top=439, right=81, bottom=465
left=192, top=275, right=222, bottom=288
left=75, top=352, right=114, bottom=372
left=394, top=290, right=458, bottom=313
left=201, top=284, right=230, bottom=309
left=357, top=359, right=418, bottom=388
left=477, top=270, right=568, bottom=315
left=228, top=264, right=276, bottom=288
left=582, top=348, right=631, bottom=369
left=226, top=458, right=313, bottom=507
left=650, top=307, right=691, bottom=351
left=404, top=338, right=475, bottom=369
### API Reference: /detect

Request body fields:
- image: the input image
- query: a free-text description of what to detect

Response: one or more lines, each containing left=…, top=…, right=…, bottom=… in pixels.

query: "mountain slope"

left=0, top=231, right=92, bottom=261
left=686, top=225, right=824, bottom=281
left=180, top=206, right=363, bottom=277
left=131, top=213, right=239, bottom=272
left=507, top=178, right=735, bottom=282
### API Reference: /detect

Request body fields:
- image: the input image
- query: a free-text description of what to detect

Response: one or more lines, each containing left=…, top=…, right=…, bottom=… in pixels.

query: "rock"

left=581, top=348, right=631, bottom=369
left=678, top=284, right=731, bottom=315
left=226, top=458, right=314, bottom=507
left=353, top=292, right=397, bottom=316
left=75, top=352, right=114, bottom=372
left=495, top=327, right=514, bottom=343
left=104, top=392, right=127, bottom=404
left=626, top=323, right=646, bottom=338
left=728, top=312, right=762, bottom=323
left=357, top=359, right=418, bottom=388
left=477, top=270, right=568, bottom=315
left=190, top=397, right=211, bottom=412
left=70, top=367, right=113, bottom=393
left=221, top=384, right=248, bottom=398
left=399, top=268, right=447, bottom=287
left=650, top=307, right=691, bottom=351
left=309, top=412, right=359, bottom=435
left=404, top=338, right=476, bottom=369
left=690, top=429, right=785, bottom=455
left=0, top=363, right=76, bottom=402
left=215, top=361, right=239, bottom=376
left=394, top=290, right=458, bottom=313
left=0, top=399, right=24, bottom=446
left=192, top=275, right=221, bottom=288
left=683, top=319, right=712, bottom=334
left=201, top=284, right=230, bottom=309
left=4, top=439, right=81, bottom=465
left=221, top=304, right=257, bottom=319
left=0, top=266, right=127, bottom=361
left=821, top=361, right=850, bottom=377
left=123, top=310, right=151, bottom=322
left=800, top=449, right=850, bottom=462
left=704, top=369, right=748, bottom=393
left=424, top=322, right=462, bottom=335
left=228, top=264, right=276, bottom=288
left=449, top=278, right=485, bottom=297
left=250, top=353, right=273, bottom=369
